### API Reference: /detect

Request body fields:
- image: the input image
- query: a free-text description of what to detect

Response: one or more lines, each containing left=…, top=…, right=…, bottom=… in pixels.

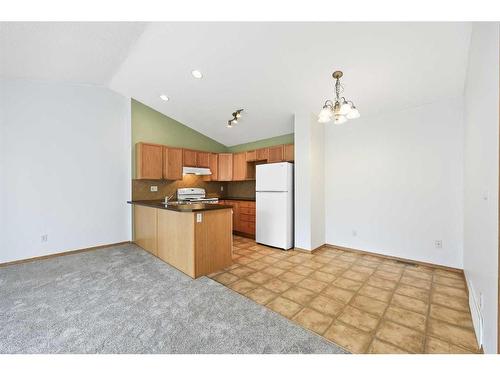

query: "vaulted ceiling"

left=1, top=22, right=471, bottom=146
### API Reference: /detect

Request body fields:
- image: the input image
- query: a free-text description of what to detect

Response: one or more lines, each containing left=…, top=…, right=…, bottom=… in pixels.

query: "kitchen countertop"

left=128, top=200, right=233, bottom=212
left=221, top=197, right=256, bottom=201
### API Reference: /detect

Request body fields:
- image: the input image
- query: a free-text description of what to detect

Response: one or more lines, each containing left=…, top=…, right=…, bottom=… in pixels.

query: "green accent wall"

left=132, top=99, right=227, bottom=177
left=132, top=99, right=294, bottom=177
left=227, top=133, right=294, bottom=153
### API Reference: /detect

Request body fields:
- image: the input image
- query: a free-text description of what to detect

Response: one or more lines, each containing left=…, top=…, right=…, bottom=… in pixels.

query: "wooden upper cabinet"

left=163, top=147, right=183, bottom=180
left=203, top=153, right=218, bottom=181
left=136, top=142, right=163, bottom=179
left=196, top=152, right=210, bottom=168
left=284, top=144, right=294, bottom=162
left=218, top=153, right=233, bottom=181
left=246, top=150, right=256, bottom=162
left=183, top=149, right=197, bottom=167
left=256, top=147, right=269, bottom=161
left=268, top=145, right=284, bottom=163
left=232, top=152, right=247, bottom=181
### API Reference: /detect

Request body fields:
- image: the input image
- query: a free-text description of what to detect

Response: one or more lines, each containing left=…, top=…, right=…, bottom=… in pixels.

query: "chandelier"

left=318, top=71, right=360, bottom=124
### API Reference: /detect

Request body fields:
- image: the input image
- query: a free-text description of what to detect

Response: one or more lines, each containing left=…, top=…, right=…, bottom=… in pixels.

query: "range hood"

left=182, top=167, right=212, bottom=176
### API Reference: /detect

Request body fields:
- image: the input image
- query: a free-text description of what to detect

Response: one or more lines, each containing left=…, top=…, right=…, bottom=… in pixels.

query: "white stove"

left=176, top=188, right=219, bottom=204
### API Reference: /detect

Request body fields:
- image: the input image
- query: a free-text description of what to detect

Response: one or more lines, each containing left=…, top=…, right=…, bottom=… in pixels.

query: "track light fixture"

left=227, top=109, right=244, bottom=128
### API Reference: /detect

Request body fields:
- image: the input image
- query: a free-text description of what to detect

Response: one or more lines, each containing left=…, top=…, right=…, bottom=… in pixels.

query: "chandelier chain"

left=335, top=78, right=344, bottom=102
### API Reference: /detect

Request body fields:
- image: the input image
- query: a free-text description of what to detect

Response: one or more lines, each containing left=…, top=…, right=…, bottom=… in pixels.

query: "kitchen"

left=129, top=109, right=295, bottom=277
left=1, top=21, right=495, bottom=357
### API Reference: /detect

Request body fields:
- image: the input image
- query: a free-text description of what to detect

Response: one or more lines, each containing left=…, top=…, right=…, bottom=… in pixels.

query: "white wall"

left=324, top=97, right=465, bottom=268
left=0, top=79, right=132, bottom=263
left=463, top=23, right=499, bottom=354
left=294, top=113, right=325, bottom=251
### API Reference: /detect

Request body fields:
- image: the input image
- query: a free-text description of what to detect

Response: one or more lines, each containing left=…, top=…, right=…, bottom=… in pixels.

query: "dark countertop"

left=222, top=197, right=256, bottom=201
left=128, top=200, right=233, bottom=212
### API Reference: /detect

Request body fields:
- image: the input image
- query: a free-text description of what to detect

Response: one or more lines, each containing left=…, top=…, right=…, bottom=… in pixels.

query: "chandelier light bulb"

left=318, top=115, right=331, bottom=123
left=333, top=114, right=347, bottom=124
left=346, top=107, right=360, bottom=119
left=319, top=107, right=332, bottom=118
left=339, top=101, right=352, bottom=115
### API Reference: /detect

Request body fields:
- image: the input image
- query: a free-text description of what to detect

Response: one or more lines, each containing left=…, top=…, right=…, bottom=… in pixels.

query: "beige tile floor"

left=209, top=235, right=481, bottom=354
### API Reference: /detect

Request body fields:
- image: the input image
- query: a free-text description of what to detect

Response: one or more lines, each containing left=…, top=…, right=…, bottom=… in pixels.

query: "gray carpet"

left=0, top=244, right=347, bottom=354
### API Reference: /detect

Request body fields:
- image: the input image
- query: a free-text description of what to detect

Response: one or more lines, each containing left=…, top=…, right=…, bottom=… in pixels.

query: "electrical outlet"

left=352, top=230, right=357, bottom=237
left=150, top=186, right=158, bottom=192
left=220, top=186, right=224, bottom=191
left=196, top=213, right=202, bottom=223
left=41, top=234, right=48, bottom=243
left=435, top=240, right=442, bottom=249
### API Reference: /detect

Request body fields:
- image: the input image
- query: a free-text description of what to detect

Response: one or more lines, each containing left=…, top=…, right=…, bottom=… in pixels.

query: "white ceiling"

left=1, top=22, right=471, bottom=146
left=0, top=22, right=147, bottom=85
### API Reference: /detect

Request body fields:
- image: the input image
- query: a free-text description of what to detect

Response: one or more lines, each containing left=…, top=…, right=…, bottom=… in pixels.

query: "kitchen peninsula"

left=129, top=200, right=233, bottom=278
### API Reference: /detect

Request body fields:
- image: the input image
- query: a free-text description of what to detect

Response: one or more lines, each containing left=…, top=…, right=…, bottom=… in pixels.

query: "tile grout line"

left=364, top=261, right=406, bottom=353
left=315, top=248, right=391, bottom=353
left=220, top=237, right=478, bottom=354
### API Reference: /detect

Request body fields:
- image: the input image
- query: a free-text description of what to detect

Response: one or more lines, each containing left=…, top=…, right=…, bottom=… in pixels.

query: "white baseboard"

left=464, top=272, right=483, bottom=349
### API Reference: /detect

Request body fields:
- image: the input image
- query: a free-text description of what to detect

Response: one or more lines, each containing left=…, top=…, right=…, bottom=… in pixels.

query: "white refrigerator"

left=256, top=162, right=294, bottom=250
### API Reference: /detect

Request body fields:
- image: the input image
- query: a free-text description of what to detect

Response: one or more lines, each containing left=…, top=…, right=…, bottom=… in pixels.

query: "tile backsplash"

left=132, top=176, right=226, bottom=201
left=226, top=180, right=256, bottom=199
left=132, top=177, right=256, bottom=201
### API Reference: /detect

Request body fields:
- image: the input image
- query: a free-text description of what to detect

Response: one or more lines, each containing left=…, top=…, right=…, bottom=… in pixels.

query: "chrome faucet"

left=164, top=193, right=175, bottom=205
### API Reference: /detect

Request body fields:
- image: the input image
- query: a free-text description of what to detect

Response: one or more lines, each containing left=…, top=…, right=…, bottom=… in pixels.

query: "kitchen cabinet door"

left=197, top=152, right=210, bottom=168
left=208, top=153, right=219, bottom=180
left=232, top=152, right=246, bottom=181
left=163, top=147, right=183, bottom=180
left=183, top=149, right=197, bottom=167
left=246, top=150, right=256, bottom=162
left=256, top=147, right=269, bottom=161
left=218, top=153, right=233, bottom=181
left=133, top=205, right=158, bottom=255
left=268, top=145, right=284, bottom=163
left=284, top=144, right=294, bottom=162
left=136, top=142, right=163, bottom=179
left=231, top=201, right=242, bottom=232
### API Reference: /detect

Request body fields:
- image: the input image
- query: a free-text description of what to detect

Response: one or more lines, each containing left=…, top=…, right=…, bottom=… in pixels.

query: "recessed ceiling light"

left=191, top=70, right=203, bottom=79
left=159, top=94, right=169, bottom=101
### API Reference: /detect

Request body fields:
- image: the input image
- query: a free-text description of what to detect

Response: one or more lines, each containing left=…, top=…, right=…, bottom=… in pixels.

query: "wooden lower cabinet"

left=134, top=206, right=233, bottom=278
left=224, top=200, right=255, bottom=237
left=133, top=205, right=157, bottom=255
